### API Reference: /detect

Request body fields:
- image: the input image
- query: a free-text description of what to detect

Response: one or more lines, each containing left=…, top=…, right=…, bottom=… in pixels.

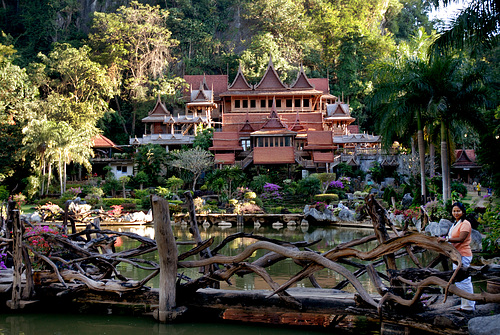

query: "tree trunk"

left=151, top=195, right=179, bottom=322
left=47, top=163, right=52, bottom=196
left=430, top=143, right=435, bottom=178
left=441, top=122, right=451, bottom=203
left=417, top=129, right=427, bottom=204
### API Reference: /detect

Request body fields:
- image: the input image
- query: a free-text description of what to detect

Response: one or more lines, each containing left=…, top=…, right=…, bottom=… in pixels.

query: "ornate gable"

left=229, top=65, right=253, bottom=90
left=192, top=82, right=211, bottom=101
left=149, top=97, right=171, bottom=116
left=254, top=56, right=288, bottom=90
left=291, top=65, right=314, bottom=89
left=326, top=103, right=350, bottom=117
left=260, top=99, right=288, bottom=130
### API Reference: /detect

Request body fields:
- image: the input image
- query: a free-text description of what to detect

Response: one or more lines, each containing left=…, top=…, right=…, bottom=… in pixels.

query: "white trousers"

left=453, top=256, right=475, bottom=310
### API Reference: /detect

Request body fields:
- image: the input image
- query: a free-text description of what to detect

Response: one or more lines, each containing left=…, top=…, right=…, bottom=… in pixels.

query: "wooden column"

left=151, top=195, right=181, bottom=322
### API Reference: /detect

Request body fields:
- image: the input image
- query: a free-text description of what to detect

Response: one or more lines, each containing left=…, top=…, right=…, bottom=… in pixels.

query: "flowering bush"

left=107, top=205, right=123, bottom=216
left=24, top=225, right=67, bottom=269
left=329, top=180, right=344, bottom=189
left=261, top=183, right=282, bottom=201
left=394, top=208, right=419, bottom=220
left=10, top=193, right=26, bottom=208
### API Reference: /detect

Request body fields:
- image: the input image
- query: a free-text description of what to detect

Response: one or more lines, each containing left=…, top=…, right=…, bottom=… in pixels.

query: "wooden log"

left=151, top=195, right=184, bottom=322
left=8, top=204, right=22, bottom=309
left=366, top=264, right=388, bottom=296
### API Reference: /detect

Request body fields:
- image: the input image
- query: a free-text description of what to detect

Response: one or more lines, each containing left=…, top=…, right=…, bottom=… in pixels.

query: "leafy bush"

left=250, top=175, right=271, bottom=194
left=451, top=181, right=468, bottom=198
left=297, top=176, right=321, bottom=200
left=0, top=185, right=8, bottom=201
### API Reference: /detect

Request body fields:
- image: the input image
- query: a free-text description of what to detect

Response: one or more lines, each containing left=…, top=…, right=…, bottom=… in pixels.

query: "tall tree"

left=88, top=1, right=178, bottom=136
left=370, top=28, right=439, bottom=203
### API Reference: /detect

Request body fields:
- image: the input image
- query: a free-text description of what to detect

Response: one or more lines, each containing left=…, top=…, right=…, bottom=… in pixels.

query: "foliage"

left=297, top=176, right=321, bottom=201
left=168, top=147, right=214, bottom=191
left=0, top=185, right=8, bottom=201
left=310, top=173, right=336, bottom=194
left=88, top=1, right=178, bottom=136
left=192, top=127, right=214, bottom=151
left=477, top=204, right=500, bottom=253
left=249, top=175, right=271, bottom=194
left=451, top=181, right=468, bottom=198
left=134, top=144, right=168, bottom=186
left=107, top=205, right=123, bottom=216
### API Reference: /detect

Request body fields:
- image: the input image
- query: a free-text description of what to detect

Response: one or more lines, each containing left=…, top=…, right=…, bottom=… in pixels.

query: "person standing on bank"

left=438, top=202, right=475, bottom=311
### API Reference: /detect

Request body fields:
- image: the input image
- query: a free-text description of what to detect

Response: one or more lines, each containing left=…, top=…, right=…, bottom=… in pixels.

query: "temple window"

left=268, top=99, right=272, bottom=107
left=285, top=137, right=291, bottom=147
left=241, top=139, right=251, bottom=151
left=276, top=99, right=282, bottom=108
left=294, top=99, right=301, bottom=107
left=242, top=99, right=248, bottom=108
left=250, top=99, right=256, bottom=108
left=235, top=99, right=240, bottom=108
left=261, top=100, right=266, bottom=108
left=286, top=99, right=293, bottom=108
left=303, top=99, right=310, bottom=107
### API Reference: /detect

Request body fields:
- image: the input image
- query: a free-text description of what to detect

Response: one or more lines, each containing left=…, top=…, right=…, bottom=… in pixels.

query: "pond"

left=112, top=222, right=437, bottom=293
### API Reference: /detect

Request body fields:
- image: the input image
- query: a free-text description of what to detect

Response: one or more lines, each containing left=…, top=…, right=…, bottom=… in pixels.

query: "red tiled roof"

left=92, top=134, right=116, bottom=148
left=209, top=132, right=242, bottom=151
left=184, top=75, right=228, bottom=98
left=312, top=152, right=335, bottom=163
left=309, top=78, right=329, bottom=95
left=253, top=147, right=295, bottom=164
left=214, top=153, right=235, bottom=164
left=304, top=131, right=334, bottom=150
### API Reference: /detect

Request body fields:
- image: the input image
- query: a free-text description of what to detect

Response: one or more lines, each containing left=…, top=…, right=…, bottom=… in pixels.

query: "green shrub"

left=0, top=185, right=8, bottom=201
left=250, top=175, right=271, bottom=194
left=451, top=181, right=468, bottom=197
left=297, top=176, right=321, bottom=200
left=314, top=193, right=339, bottom=203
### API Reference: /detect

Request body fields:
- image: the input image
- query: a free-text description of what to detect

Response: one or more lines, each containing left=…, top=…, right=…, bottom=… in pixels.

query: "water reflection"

left=0, top=313, right=357, bottom=335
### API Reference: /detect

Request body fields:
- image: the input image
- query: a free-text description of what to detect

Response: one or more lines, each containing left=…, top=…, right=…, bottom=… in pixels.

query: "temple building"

left=131, top=57, right=383, bottom=171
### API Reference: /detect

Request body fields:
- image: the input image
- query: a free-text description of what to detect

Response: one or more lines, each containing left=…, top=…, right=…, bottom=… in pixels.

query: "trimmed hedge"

left=102, top=198, right=141, bottom=207
left=314, top=194, right=339, bottom=203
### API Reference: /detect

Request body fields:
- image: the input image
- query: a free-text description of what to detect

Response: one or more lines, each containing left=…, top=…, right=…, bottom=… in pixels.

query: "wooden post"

left=151, top=195, right=180, bottom=322
left=7, top=203, right=22, bottom=309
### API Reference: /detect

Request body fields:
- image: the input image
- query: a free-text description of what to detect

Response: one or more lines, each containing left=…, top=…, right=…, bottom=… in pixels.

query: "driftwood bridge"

left=1, top=193, right=500, bottom=334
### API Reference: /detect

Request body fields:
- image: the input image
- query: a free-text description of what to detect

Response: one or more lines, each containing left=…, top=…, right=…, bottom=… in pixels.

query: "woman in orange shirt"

left=438, top=202, right=475, bottom=311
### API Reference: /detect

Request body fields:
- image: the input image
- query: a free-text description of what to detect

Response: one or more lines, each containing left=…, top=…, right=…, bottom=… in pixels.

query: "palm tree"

left=371, top=49, right=486, bottom=203
left=370, top=29, right=438, bottom=203
left=420, top=55, right=486, bottom=202
left=431, top=0, right=500, bottom=51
